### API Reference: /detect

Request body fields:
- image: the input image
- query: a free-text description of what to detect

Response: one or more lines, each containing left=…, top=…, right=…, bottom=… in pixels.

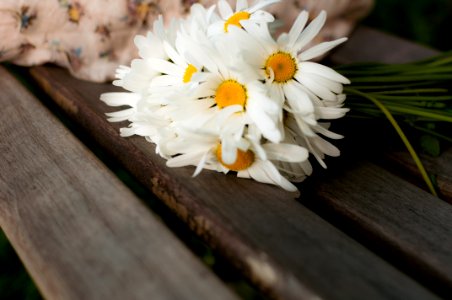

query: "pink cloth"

left=0, top=0, right=373, bottom=82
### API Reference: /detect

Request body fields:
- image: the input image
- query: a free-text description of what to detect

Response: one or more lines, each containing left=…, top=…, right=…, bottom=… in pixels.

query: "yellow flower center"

left=224, top=11, right=251, bottom=32
left=137, top=3, right=150, bottom=20
left=265, top=52, right=298, bottom=83
left=216, top=146, right=255, bottom=171
left=68, top=5, right=81, bottom=23
left=183, top=64, right=197, bottom=83
left=215, top=80, right=247, bottom=109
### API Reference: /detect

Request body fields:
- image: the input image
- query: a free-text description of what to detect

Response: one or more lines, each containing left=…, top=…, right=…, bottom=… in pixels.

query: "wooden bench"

left=1, top=26, right=451, bottom=299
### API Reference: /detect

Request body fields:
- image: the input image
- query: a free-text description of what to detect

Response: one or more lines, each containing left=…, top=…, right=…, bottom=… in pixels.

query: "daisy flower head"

left=166, top=125, right=308, bottom=192
left=170, top=35, right=284, bottom=147
left=227, top=10, right=350, bottom=103
left=208, top=0, right=280, bottom=35
left=225, top=9, right=350, bottom=156
left=146, top=37, right=206, bottom=94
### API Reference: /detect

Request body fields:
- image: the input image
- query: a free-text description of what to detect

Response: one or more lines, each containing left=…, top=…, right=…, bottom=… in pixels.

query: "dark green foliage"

left=0, top=231, right=42, bottom=300
left=364, top=0, right=452, bottom=51
left=420, top=134, right=441, bottom=156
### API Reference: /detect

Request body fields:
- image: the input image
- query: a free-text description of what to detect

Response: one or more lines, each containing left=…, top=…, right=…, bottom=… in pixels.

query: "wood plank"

left=302, top=159, right=452, bottom=296
left=386, top=151, right=452, bottom=203
left=0, top=66, right=238, bottom=300
left=27, top=63, right=441, bottom=298
left=313, top=26, right=452, bottom=296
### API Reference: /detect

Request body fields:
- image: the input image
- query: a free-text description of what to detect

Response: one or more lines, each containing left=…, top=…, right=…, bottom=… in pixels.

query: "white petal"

left=287, top=11, right=309, bottom=48
left=247, top=160, right=274, bottom=184
left=312, top=137, right=340, bottom=157
left=164, top=41, right=186, bottom=67
left=100, top=92, right=140, bottom=107
left=148, top=58, right=182, bottom=76
left=247, top=97, right=282, bottom=143
left=300, top=61, right=350, bottom=84
left=221, top=136, right=237, bottom=165
left=294, top=10, right=326, bottom=52
left=283, top=82, right=314, bottom=114
left=263, top=143, right=309, bottom=163
left=237, top=169, right=251, bottom=178
left=193, top=151, right=211, bottom=177
left=227, top=25, right=269, bottom=59
left=236, top=0, right=248, bottom=11
left=298, top=37, right=348, bottom=61
left=150, top=75, right=178, bottom=87
left=241, top=20, right=275, bottom=49
left=207, top=21, right=225, bottom=36
left=294, top=116, right=316, bottom=136
left=105, top=108, right=135, bottom=122
left=167, top=151, right=206, bottom=168
left=248, top=0, right=280, bottom=13
left=297, top=75, right=337, bottom=101
left=250, top=160, right=298, bottom=192
left=248, top=11, right=274, bottom=23
left=247, top=137, right=267, bottom=161
left=218, top=0, right=233, bottom=18
left=203, top=105, right=243, bottom=129
left=314, top=124, right=344, bottom=139
left=307, top=74, right=344, bottom=94
left=316, top=107, right=349, bottom=119
left=186, top=43, right=219, bottom=73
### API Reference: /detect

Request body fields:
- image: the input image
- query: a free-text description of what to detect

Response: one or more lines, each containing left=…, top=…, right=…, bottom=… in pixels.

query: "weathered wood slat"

left=302, top=160, right=452, bottom=296
left=28, top=64, right=440, bottom=299
left=386, top=151, right=452, bottom=203
left=0, top=66, right=238, bottom=300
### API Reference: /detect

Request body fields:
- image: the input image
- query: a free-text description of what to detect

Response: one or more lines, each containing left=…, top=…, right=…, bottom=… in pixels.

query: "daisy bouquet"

left=101, top=0, right=452, bottom=194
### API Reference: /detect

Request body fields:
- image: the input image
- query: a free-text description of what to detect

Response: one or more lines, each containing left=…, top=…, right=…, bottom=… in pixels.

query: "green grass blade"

left=346, top=88, right=438, bottom=197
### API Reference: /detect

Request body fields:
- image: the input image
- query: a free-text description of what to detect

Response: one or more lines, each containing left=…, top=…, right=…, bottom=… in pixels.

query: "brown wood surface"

left=0, top=66, right=238, bottom=300
left=24, top=28, right=450, bottom=299
left=386, top=151, right=452, bottom=203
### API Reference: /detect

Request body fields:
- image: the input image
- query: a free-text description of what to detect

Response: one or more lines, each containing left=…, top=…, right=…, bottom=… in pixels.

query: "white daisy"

left=165, top=35, right=284, bottom=154
left=166, top=126, right=308, bottom=192
left=228, top=11, right=349, bottom=105
left=208, top=0, right=279, bottom=35
left=225, top=10, right=350, bottom=154
left=114, top=16, right=176, bottom=94
left=147, top=39, right=205, bottom=92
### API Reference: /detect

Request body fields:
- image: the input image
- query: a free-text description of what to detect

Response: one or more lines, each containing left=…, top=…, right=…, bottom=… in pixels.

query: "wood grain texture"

left=0, top=66, right=238, bottom=300
left=302, top=160, right=452, bottom=296
left=28, top=65, right=441, bottom=299
left=386, top=151, right=452, bottom=203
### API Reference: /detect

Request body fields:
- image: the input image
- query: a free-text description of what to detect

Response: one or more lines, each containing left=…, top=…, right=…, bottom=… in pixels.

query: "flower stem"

left=345, top=88, right=438, bottom=197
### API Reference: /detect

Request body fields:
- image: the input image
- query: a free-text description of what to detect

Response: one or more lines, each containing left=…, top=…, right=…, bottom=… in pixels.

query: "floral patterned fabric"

left=0, top=0, right=373, bottom=82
